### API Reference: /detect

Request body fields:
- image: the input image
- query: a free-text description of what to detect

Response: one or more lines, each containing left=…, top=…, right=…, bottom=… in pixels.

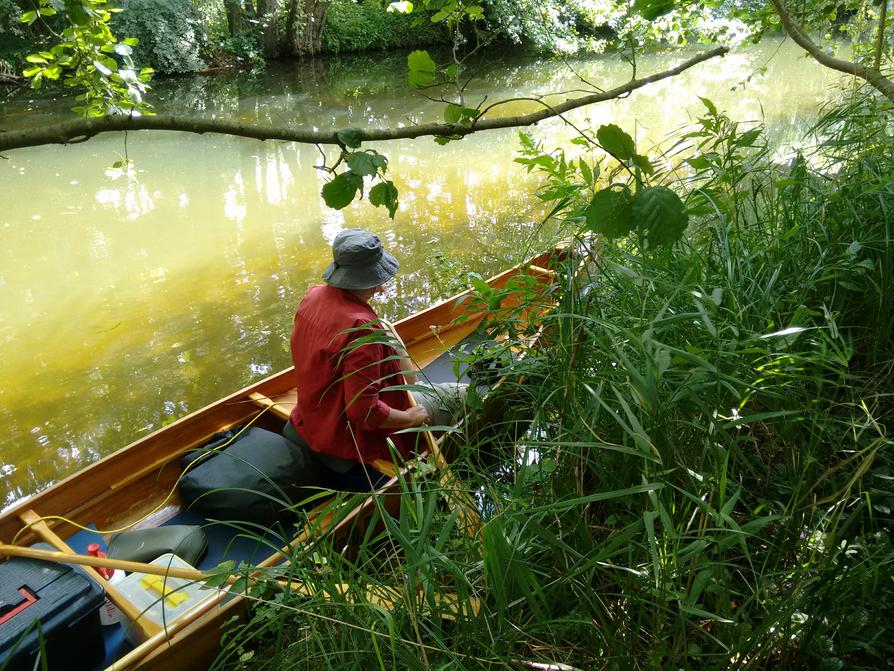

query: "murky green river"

left=0, top=39, right=842, bottom=507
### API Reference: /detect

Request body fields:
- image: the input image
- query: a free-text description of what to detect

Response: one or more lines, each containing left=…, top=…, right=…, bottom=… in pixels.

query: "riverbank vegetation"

left=2, top=0, right=892, bottom=668
left=212, top=88, right=893, bottom=669
left=0, top=0, right=888, bottom=77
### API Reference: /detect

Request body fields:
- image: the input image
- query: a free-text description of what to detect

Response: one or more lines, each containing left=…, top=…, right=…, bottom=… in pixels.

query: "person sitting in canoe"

left=285, top=229, right=465, bottom=489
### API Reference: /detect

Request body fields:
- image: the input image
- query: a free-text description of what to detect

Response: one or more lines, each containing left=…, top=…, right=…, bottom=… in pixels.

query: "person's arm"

left=379, top=404, right=429, bottom=429
left=341, top=337, right=428, bottom=429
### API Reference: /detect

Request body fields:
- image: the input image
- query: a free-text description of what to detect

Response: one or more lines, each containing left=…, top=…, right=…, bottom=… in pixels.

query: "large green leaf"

left=444, top=103, right=462, bottom=123
left=407, top=49, right=436, bottom=87
left=634, top=0, right=675, bottom=21
left=321, top=171, right=363, bottom=210
left=596, top=124, right=636, bottom=160
left=585, top=187, right=633, bottom=239
left=335, top=127, right=364, bottom=149
left=369, top=180, right=399, bottom=218
left=631, top=186, right=689, bottom=247
left=346, top=150, right=386, bottom=177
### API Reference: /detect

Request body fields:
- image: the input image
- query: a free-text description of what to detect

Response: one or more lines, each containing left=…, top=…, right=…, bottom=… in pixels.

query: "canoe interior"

left=0, top=247, right=567, bottom=671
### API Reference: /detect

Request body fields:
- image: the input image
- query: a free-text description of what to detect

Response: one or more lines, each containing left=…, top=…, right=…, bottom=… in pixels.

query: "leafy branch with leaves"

left=19, top=0, right=154, bottom=117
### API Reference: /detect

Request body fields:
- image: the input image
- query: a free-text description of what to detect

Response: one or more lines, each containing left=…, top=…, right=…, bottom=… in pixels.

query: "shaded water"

left=0, top=39, right=842, bottom=506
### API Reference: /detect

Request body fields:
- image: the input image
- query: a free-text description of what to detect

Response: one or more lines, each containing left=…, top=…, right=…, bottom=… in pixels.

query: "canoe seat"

left=247, top=391, right=297, bottom=421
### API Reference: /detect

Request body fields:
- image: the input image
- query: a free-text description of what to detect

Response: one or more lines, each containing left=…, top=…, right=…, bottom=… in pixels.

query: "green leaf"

left=407, top=50, right=436, bottom=86
left=407, top=50, right=436, bottom=74
left=434, top=134, right=462, bottom=145
left=444, top=103, right=462, bottom=123
left=92, top=60, right=112, bottom=76
left=686, top=156, right=712, bottom=170
left=321, top=172, right=363, bottom=210
left=25, top=55, right=48, bottom=64
left=20, top=10, right=38, bottom=24
left=631, top=186, right=689, bottom=248
left=585, top=187, right=633, bottom=239
left=634, top=0, right=675, bottom=21
left=699, top=96, right=717, bottom=116
left=579, top=159, right=594, bottom=185
left=386, top=1, right=413, bottom=13
left=335, top=127, right=364, bottom=149
left=346, top=151, right=386, bottom=177
left=736, top=128, right=762, bottom=147
left=596, top=124, right=636, bottom=160
left=22, top=66, right=42, bottom=78
left=369, top=180, right=399, bottom=218
left=632, top=154, right=654, bottom=175
left=408, top=69, right=435, bottom=87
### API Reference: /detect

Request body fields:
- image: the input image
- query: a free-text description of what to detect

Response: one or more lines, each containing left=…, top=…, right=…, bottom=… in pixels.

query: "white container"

left=100, top=570, right=126, bottom=625
left=116, top=553, right=212, bottom=645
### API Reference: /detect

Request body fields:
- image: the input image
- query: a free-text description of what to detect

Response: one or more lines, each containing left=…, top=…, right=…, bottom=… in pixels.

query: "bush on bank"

left=112, top=0, right=205, bottom=74
left=322, top=0, right=450, bottom=54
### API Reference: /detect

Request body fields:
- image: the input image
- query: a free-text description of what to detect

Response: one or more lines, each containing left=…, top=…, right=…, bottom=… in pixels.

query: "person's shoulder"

left=297, top=285, right=376, bottom=324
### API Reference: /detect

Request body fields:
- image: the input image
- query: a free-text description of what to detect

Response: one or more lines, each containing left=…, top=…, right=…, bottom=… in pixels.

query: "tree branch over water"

left=0, top=47, right=728, bottom=153
left=769, top=0, right=894, bottom=100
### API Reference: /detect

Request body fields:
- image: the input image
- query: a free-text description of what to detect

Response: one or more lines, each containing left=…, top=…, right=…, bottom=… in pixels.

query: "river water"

left=0, top=38, right=842, bottom=507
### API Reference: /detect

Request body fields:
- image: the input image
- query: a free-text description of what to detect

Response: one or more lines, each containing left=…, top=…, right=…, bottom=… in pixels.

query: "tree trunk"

left=279, top=0, right=301, bottom=57
left=300, top=0, right=330, bottom=56
left=257, top=0, right=280, bottom=58
left=224, top=0, right=245, bottom=35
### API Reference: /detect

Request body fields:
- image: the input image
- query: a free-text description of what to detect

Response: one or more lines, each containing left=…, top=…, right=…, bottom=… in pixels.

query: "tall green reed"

left=212, top=94, right=893, bottom=670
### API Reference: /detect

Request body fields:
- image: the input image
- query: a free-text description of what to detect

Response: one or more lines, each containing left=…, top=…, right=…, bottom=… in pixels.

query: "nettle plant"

left=20, top=0, right=153, bottom=116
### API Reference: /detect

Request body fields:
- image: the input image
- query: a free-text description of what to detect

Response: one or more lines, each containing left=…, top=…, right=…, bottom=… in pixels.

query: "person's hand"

left=407, top=405, right=429, bottom=427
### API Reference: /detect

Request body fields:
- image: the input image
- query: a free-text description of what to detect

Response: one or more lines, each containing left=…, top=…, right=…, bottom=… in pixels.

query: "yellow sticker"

left=139, top=575, right=190, bottom=607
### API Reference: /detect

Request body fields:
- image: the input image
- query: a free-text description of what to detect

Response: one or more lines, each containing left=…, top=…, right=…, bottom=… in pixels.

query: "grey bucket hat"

left=322, top=229, right=400, bottom=290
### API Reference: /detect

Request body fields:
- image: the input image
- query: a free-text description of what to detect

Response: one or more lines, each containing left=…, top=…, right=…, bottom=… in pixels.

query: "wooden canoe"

left=0, top=245, right=567, bottom=671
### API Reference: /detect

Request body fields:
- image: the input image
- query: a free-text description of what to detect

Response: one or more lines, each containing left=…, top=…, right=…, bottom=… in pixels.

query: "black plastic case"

left=0, top=554, right=105, bottom=671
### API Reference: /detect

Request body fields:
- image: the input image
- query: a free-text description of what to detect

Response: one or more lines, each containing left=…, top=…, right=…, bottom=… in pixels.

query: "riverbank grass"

left=213, top=94, right=893, bottom=670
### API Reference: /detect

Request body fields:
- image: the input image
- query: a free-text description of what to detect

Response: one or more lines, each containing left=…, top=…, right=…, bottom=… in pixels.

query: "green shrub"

left=0, top=0, right=27, bottom=64
left=322, top=0, right=450, bottom=54
left=113, top=0, right=205, bottom=74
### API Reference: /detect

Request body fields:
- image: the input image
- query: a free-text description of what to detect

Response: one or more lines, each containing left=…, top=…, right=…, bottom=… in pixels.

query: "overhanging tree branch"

left=769, top=0, right=894, bottom=100
left=0, top=47, right=728, bottom=153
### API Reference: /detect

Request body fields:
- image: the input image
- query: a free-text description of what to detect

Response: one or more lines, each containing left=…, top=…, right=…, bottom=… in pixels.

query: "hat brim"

left=322, top=250, right=399, bottom=290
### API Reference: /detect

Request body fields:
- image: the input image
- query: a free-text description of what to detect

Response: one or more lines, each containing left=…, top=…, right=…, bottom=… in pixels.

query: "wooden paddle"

left=0, top=543, right=477, bottom=616
left=381, top=320, right=482, bottom=538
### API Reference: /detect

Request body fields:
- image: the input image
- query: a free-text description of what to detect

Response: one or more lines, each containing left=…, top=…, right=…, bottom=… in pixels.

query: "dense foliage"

left=323, top=0, right=450, bottom=53
left=112, top=0, right=205, bottom=74
left=0, top=0, right=25, bottom=63
left=210, top=89, right=894, bottom=669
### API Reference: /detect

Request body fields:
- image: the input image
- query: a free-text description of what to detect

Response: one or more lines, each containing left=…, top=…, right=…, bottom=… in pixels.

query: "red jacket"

left=289, top=285, right=414, bottom=464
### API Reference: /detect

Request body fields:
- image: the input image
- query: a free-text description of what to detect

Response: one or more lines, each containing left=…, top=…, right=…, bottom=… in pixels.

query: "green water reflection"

left=0, top=39, right=841, bottom=506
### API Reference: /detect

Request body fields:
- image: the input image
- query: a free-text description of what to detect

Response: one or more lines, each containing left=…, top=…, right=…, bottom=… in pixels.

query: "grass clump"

left=214, top=92, right=893, bottom=670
